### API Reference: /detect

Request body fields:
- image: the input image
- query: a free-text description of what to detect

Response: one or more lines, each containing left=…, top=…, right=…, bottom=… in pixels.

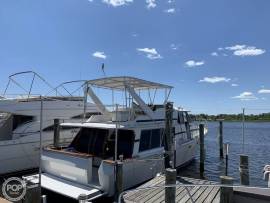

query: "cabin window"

left=69, top=128, right=109, bottom=156
left=139, top=129, right=163, bottom=152
left=185, top=112, right=191, bottom=122
left=68, top=128, right=135, bottom=159
left=106, top=129, right=135, bottom=159
left=178, top=112, right=185, bottom=124
left=161, top=127, right=175, bottom=147
left=12, top=115, right=34, bottom=130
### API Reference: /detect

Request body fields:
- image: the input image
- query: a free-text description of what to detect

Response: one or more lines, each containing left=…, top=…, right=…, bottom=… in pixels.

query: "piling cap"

left=77, top=194, right=88, bottom=200
left=220, top=176, right=234, bottom=185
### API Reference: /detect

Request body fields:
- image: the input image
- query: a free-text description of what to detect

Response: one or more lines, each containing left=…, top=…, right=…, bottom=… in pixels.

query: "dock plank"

left=123, top=176, right=165, bottom=201
left=203, top=186, right=220, bottom=203
left=130, top=179, right=164, bottom=202
left=176, top=180, right=206, bottom=203
left=176, top=179, right=210, bottom=203
left=211, top=191, right=220, bottom=203
left=195, top=186, right=216, bottom=203
left=123, top=175, right=221, bottom=203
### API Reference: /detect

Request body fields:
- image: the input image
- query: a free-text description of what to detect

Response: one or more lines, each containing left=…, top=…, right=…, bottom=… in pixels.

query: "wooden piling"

left=224, top=143, right=229, bottom=176
left=164, top=102, right=174, bottom=169
left=239, top=155, right=249, bottom=185
left=53, top=118, right=60, bottom=148
left=165, top=168, right=176, bottom=203
left=219, top=120, right=224, bottom=158
left=199, top=124, right=205, bottom=178
left=220, top=176, right=234, bottom=203
left=115, top=161, right=123, bottom=202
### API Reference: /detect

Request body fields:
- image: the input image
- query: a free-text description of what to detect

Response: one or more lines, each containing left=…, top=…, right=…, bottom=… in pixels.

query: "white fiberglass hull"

left=37, top=130, right=199, bottom=199
left=0, top=130, right=77, bottom=175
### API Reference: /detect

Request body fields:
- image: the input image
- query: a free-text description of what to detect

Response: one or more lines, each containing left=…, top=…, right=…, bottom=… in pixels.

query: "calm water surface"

left=179, top=121, right=270, bottom=187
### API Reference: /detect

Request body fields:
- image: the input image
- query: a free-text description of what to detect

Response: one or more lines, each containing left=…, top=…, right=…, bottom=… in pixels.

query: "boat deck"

left=123, top=175, right=220, bottom=203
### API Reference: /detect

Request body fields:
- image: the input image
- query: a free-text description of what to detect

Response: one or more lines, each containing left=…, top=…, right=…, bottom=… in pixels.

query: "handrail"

left=2, top=71, right=62, bottom=99
left=45, top=80, right=87, bottom=96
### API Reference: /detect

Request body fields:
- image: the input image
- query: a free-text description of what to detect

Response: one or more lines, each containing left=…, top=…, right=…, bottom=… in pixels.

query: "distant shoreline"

left=205, top=120, right=270, bottom=122
left=193, top=113, right=270, bottom=122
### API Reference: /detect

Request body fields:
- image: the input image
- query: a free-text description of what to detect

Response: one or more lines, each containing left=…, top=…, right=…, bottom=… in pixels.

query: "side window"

left=139, top=129, right=162, bottom=152
left=151, top=129, right=161, bottom=148
left=139, top=130, right=151, bottom=151
left=178, top=112, right=185, bottom=124
left=161, top=127, right=175, bottom=147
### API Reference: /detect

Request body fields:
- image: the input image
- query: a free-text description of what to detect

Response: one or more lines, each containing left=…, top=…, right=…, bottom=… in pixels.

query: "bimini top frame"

left=83, top=76, right=173, bottom=119
left=85, top=76, right=173, bottom=91
left=2, top=71, right=59, bottom=99
left=1, top=71, right=86, bottom=101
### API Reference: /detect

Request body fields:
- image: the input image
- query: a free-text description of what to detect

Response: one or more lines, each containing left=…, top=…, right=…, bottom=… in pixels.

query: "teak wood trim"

left=44, top=147, right=93, bottom=158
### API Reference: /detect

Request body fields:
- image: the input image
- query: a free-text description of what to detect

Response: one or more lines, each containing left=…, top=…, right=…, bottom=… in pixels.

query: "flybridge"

left=83, top=76, right=173, bottom=120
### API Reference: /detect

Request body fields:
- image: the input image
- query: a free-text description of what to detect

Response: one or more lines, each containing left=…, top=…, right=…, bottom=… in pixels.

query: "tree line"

left=191, top=113, right=270, bottom=121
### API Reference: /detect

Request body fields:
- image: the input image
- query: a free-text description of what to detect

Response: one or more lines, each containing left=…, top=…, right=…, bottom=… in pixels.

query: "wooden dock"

left=123, top=175, right=221, bottom=203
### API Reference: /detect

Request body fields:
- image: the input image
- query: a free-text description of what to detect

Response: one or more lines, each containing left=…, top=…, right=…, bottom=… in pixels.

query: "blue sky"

left=0, top=0, right=270, bottom=114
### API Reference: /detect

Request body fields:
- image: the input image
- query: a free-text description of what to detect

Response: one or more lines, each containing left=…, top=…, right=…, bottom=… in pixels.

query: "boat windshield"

left=68, top=128, right=135, bottom=159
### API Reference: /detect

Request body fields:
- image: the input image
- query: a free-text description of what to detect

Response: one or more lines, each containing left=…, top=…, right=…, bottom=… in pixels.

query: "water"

left=179, top=121, right=270, bottom=187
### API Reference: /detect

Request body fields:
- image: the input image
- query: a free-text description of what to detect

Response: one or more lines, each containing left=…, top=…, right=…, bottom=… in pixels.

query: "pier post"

left=218, top=120, right=224, bottom=158
left=199, top=124, right=205, bottom=178
left=164, top=102, right=174, bottom=169
left=78, top=194, right=88, bottom=203
left=239, top=155, right=249, bottom=185
left=53, top=118, right=60, bottom=148
left=115, top=161, right=123, bottom=202
left=165, top=168, right=176, bottom=203
left=220, top=176, right=234, bottom=203
left=224, top=143, right=229, bottom=176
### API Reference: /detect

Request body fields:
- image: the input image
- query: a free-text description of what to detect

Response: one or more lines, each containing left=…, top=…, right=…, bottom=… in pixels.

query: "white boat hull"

left=0, top=130, right=77, bottom=175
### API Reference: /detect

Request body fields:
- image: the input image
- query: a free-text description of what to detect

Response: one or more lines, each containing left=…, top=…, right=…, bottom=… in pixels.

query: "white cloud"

left=88, top=0, right=93, bottom=2
left=168, top=0, right=174, bottom=3
left=185, top=60, right=204, bottom=67
left=234, top=47, right=266, bottom=56
left=232, top=92, right=258, bottom=101
left=231, top=83, right=239, bottom=87
left=225, top=45, right=246, bottom=51
left=211, top=52, right=218, bottom=56
left=164, top=8, right=175, bottom=13
left=146, top=0, right=156, bottom=9
left=258, top=89, right=270, bottom=94
left=223, top=44, right=266, bottom=56
left=199, top=77, right=231, bottom=84
left=92, top=51, right=107, bottom=59
left=137, top=48, right=162, bottom=59
left=102, top=0, right=133, bottom=7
